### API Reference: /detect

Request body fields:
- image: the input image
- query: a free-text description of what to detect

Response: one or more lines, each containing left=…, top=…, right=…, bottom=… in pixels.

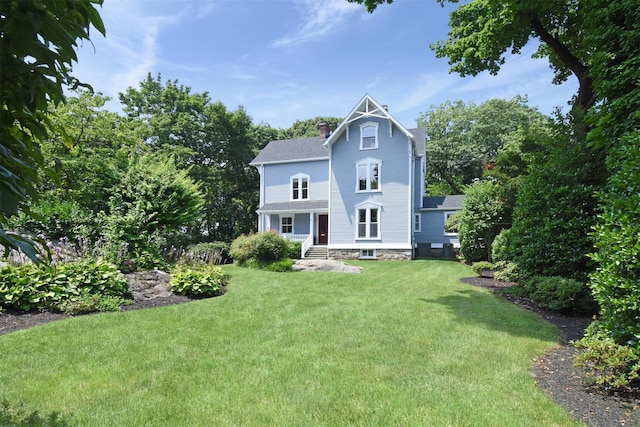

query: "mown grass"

left=0, top=260, right=581, bottom=426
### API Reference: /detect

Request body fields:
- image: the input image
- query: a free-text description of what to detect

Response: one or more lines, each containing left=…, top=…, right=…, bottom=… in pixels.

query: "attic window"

left=360, top=123, right=378, bottom=150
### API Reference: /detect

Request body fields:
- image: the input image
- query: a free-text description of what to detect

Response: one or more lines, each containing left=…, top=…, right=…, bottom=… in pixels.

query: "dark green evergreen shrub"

left=507, top=122, right=605, bottom=282
left=526, top=276, right=597, bottom=314
left=170, top=266, right=227, bottom=297
left=471, top=261, right=494, bottom=276
left=588, top=135, right=640, bottom=349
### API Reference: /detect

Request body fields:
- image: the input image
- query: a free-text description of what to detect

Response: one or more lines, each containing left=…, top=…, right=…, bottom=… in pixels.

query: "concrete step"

left=304, top=246, right=328, bottom=259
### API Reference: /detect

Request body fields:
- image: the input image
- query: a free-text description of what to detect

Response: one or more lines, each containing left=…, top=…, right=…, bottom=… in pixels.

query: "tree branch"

left=528, top=15, right=596, bottom=110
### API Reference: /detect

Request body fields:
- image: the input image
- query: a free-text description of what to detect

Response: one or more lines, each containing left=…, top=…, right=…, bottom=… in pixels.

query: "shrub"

left=170, top=266, right=227, bottom=297
left=56, top=291, right=131, bottom=315
left=230, top=231, right=290, bottom=265
left=493, top=261, right=521, bottom=283
left=526, top=276, right=597, bottom=314
left=588, top=135, right=640, bottom=349
left=286, top=241, right=302, bottom=260
left=0, top=260, right=129, bottom=312
left=459, top=181, right=513, bottom=262
left=574, top=327, right=640, bottom=389
left=471, top=261, right=494, bottom=276
left=0, top=400, right=71, bottom=427
left=491, top=228, right=511, bottom=263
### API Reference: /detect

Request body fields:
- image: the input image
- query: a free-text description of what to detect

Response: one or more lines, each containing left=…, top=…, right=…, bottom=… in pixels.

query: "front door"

left=318, top=214, right=328, bottom=244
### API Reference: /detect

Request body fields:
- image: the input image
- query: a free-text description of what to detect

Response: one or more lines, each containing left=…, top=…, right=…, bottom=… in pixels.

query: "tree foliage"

left=277, top=117, right=343, bottom=139
left=119, top=74, right=260, bottom=242
left=0, top=0, right=105, bottom=261
left=417, top=97, right=549, bottom=195
left=349, top=0, right=596, bottom=114
left=458, top=181, right=515, bottom=262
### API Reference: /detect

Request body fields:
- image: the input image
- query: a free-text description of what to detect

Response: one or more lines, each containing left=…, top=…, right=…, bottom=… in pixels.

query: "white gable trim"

left=324, top=94, right=414, bottom=147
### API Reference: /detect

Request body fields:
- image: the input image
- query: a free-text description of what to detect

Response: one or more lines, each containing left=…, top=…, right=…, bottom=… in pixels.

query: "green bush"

left=170, top=266, right=227, bottom=297
left=588, top=135, right=640, bottom=349
left=0, top=400, right=71, bottom=427
left=526, top=276, right=597, bottom=314
left=56, top=291, right=131, bottom=316
left=0, top=260, right=129, bottom=312
left=286, top=241, right=302, bottom=260
left=7, top=195, right=96, bottom=242
left=230, top=231, right=290, bottom=265
left=471, top=261, right=494, bottom=276
left=493, top=261, right=521, bottom=283
left=491, top=228, right=511, bottom=263
left=574, top=327, right=640, bottom=389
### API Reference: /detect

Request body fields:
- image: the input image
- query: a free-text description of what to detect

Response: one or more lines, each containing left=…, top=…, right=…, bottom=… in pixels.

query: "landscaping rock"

left=125, top=270, right=173, bottom=299
left=292, top=259, right=362, bottom=273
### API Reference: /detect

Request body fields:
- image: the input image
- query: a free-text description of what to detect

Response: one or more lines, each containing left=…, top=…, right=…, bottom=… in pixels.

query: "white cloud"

left=270, top=0, right=361, bottom=48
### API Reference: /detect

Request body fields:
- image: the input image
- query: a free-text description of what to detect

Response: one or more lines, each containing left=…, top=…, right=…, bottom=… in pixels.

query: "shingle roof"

left=250, top=137, right=329, bottom=165
left=422, top=195, right=465, bottom=209
left=257, top=200, right=328, bottom=213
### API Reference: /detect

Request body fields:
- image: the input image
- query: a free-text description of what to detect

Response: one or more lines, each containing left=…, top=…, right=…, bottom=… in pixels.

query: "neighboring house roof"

left=421, top=195, right=465, bottom=210
left=257, top=200, right=329, bottom=213
left=250, top=137, right=329, bottom=165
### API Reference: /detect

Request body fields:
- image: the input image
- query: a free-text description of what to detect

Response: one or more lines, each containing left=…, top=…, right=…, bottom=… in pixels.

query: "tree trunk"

left=529, top=15, right=597, bottom=112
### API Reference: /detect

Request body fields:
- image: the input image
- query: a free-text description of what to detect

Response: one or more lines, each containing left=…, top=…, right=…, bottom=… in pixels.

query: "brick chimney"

left=317, top=120, right=331, bottom=139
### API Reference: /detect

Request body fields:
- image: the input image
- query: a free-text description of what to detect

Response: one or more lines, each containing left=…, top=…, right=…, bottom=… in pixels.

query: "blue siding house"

left=250, top=94, right=462, bottom=260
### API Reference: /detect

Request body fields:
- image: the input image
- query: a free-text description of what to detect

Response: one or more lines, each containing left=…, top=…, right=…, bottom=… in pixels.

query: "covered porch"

left=256, top=200, right=328, bottom=258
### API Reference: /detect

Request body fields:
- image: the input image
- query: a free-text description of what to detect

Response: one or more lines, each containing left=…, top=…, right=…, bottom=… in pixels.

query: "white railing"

left=301, top=234, right=313, bottom=259
left=282, top=234, right=309, bottom=242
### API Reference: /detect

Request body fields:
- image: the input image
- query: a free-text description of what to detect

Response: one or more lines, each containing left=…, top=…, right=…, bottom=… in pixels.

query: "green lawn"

left=0, top=260, right=581, bottom=426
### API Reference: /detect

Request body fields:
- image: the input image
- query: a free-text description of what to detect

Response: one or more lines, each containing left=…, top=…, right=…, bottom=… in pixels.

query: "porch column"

left=309, top=213, right=314, bottom=244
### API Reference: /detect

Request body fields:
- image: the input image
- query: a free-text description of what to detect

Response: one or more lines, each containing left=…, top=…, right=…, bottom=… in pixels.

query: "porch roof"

left=257, top=200, right=328, bottom=213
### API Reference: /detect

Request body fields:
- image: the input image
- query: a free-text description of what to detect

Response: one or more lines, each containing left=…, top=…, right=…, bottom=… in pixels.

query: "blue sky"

left=74, top=0, right=579, bottom=129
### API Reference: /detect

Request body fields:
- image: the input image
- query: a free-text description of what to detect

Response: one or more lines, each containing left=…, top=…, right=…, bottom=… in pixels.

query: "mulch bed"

left=461, top=276, right=640, bottom=427
left=1, top=276, right=638, bottom=426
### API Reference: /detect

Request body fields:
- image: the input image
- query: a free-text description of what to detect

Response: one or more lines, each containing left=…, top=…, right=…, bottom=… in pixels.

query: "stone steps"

left=304, top=246, right=328, bottom=259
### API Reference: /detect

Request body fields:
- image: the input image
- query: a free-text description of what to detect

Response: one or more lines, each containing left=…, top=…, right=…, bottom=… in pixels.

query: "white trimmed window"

left=356, top=158, right=381, bottom=192
left=360, top=122, right=378, bottom=150
left=414, top=213, right=421, bottom=232
left=359, top=249, right=376, bottom=259
left=291, top=174, right=309, bottom=200
left=444, top=212, right=459, bottom=236
left=281, top=217, right=293, bottom=234
left=357, top=207, right=380, bottom=239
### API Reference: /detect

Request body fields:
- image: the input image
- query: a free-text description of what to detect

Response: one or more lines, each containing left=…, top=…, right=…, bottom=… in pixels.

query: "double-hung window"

left=281, top=217, right=293, bottom=234
left=356, top=158, right=381, bottom=192
left=360, top=122, right=378, bottom=150
left=356, top=205, right=380, bottom=239
left=291, top=174, right=309, bottom=200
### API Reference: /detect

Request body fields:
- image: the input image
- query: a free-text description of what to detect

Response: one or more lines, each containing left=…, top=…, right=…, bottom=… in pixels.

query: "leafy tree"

left=582, top=0, right=640, bottom=354
left=278, top=117, right=343, bottom=139
left=417, top=97, right=549, bottom=194
left=349, top=0, right=596, bottom=115
left=119, top=74, right=260, bottom=242
left=0, top=0, right=105, bottom=261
